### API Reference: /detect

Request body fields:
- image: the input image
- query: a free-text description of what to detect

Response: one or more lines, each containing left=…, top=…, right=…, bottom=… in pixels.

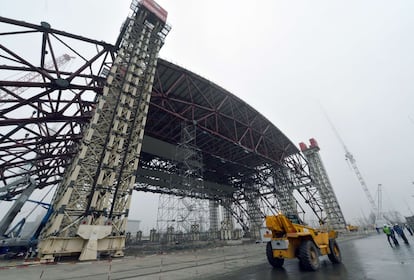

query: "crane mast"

left=323, top=111, right=378, bottom=214
left=343, top=149, right=378, bottom=213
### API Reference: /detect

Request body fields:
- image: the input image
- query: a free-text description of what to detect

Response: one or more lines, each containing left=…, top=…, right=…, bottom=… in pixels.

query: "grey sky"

left=2, top=0, right=414, bottom=229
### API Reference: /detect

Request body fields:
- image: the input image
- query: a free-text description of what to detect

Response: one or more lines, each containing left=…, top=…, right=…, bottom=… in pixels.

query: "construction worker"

left=393, top=224, right=409, bottom=244
left=383, top=224, right=399, bottom=246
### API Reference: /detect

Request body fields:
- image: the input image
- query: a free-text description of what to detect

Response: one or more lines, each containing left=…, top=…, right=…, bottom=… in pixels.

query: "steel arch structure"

left=0, top=16, right=299, bottom=200
left=0, top=15, right=341, bottom=242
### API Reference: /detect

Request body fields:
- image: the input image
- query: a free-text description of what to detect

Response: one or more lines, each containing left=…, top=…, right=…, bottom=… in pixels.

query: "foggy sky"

left=2, top=0, right=414, bottom=230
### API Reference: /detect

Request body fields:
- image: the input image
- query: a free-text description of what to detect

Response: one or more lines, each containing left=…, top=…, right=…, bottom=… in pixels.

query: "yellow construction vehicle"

left=265, top=214, right=342, bottom=271
left=346, top=224, right=359, bottom=232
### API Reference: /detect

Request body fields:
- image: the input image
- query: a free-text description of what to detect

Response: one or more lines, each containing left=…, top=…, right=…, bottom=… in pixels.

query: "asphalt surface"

left=0, top=232, right=413, bottom=279
left=203, top=233, right=414, bottom=280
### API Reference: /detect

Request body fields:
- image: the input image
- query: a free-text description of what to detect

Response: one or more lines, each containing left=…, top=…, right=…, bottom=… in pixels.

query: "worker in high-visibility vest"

left=383, top=224, right=399, bottom=246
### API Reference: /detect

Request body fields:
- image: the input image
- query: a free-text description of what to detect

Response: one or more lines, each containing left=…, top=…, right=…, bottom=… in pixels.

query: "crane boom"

left=322, top=110, right=378, bottom=213
left=343, top=151, right=377, bottom=212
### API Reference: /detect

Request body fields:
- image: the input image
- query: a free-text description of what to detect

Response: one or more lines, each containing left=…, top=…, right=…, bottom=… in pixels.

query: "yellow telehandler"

left=265, top=214, right=342, bottom=271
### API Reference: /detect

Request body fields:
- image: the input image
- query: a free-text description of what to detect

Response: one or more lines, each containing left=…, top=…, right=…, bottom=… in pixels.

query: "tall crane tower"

left=37, top=0, right=170, bottom=261
left=324, top=114, right=378, bottom=215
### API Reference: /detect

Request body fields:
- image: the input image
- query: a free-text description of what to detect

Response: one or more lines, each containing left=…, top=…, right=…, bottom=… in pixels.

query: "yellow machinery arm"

left=266, top=215, right=298, bottom=234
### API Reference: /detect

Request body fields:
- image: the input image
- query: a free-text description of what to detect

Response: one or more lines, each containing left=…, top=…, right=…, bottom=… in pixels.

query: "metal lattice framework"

left=0, top=16, right=116, bottom=193
left=0, top=3, right=345, bottom=256
left=156, top=123, right=210, bottom=235
left=300, top=139, right=347, bottom=230
left=37, top=1, right=170, bottom=261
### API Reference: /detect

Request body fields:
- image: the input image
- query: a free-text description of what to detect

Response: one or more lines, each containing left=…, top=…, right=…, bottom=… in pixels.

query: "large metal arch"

left=0, top=16, right=302, bottom=200
left=0, top=15, right=340, bottom=237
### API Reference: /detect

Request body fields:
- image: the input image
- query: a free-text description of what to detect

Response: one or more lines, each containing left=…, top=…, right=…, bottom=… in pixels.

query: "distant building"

left=126, top=220, right=141, bottom=234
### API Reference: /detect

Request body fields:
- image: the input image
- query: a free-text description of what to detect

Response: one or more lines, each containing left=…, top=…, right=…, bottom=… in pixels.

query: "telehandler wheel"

left=328, top=239, right=342, bottom=264
left=298, top=240, right=320, bottom=271
left=266, top=241, right=285, bottom=268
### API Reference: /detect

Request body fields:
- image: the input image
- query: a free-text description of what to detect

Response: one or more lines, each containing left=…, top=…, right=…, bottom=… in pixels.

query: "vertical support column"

left=300, top=139, right=346, bottom=230
left=38, top=1, right=170, bottom=261
left=272, top=167, right=299, bottom=219
left=156, top=122, right=208, bottom=237
left=221, top=200, right=234, bottom=240
left=156, top=194, right=179, bottom=234
left=247, top=194, right=262, bottom=240
left=209, top=200, right=219, bottom=239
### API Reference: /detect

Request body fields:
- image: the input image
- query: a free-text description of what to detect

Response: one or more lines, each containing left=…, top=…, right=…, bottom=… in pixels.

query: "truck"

left=265, top=214, right=342, bottom=271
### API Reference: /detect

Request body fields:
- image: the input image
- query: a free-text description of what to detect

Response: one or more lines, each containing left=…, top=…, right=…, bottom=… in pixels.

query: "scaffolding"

left=272, top=167, right=299, bottom=218
left=299, top=139, right=347, bottom=230
left=209, top=200, right=219, bottom=234
left=156, top=123, right=209, bottom=239
left=247, top=192, right=263, bottom=240
left=220, top=199, right=234, bottom=240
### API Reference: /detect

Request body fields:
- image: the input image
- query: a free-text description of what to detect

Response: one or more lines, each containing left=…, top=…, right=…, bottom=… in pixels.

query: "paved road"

left=203, top=233, right=414, bottom=280
left=1, top=233, right=413, bottom=279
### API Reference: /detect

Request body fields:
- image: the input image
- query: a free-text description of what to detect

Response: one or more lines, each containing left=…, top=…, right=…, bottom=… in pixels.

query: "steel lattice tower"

left=221, top=199, right=234, bottom=240
left=300, top=139, right=346, bottom=230
left=247, top=191, right=263, bottom=240
left=209, top=200, right=219, bottom=234
left=272, top=167, right=299, bottom=218
left=38, top=0, right=170, bottom=261
left=156, top=123, right=209, bottom=237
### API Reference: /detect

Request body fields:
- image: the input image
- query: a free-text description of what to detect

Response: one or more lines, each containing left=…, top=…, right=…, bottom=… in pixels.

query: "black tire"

left=328, top=239, right=342, bottom=264
left=266, top=241, right=285, bottom=268
left=298, top=240, right=320, bottom=271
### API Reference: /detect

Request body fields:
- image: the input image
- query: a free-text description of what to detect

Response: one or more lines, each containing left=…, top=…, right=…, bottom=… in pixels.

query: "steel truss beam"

left=0, top=11, right=341, bottom=247
left=149, top=65, right=298, bottom=166
left=0, top=16, right=116, bottom=192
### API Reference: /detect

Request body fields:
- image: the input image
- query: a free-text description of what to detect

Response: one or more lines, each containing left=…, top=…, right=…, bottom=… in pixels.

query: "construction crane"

left=323, top=112, right=378, bottom=215
left=0, top=53, right=74, bottom=108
